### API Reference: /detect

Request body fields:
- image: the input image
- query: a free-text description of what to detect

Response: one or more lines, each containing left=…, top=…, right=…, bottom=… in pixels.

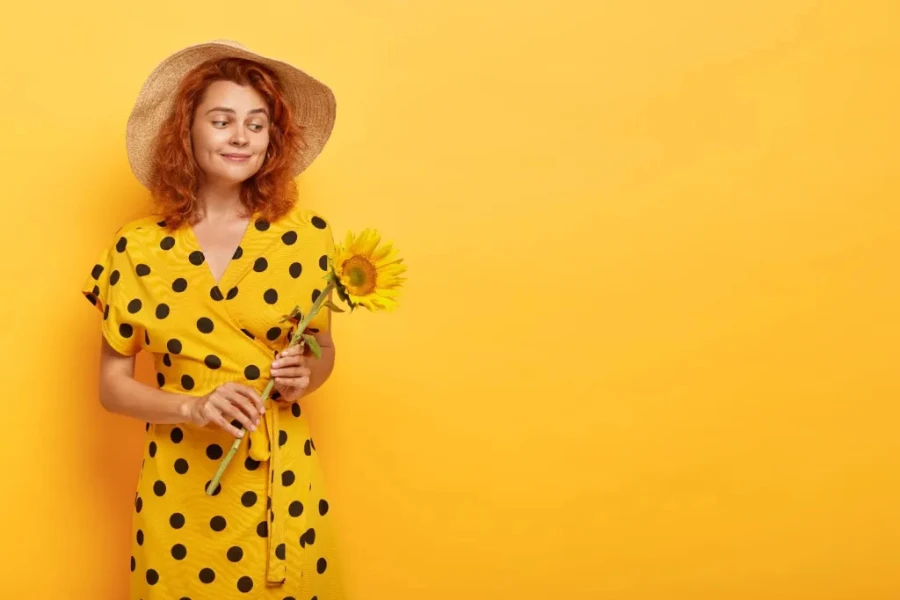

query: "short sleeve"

left=307, top=218, right=336, bottom=334
left=81, top=231, right=146, bottom=356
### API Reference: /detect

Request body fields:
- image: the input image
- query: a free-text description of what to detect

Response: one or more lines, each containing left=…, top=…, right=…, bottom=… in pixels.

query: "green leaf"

left=301, top=333, right=322, bottom=359
left=324, top=300, right=345, bottom=313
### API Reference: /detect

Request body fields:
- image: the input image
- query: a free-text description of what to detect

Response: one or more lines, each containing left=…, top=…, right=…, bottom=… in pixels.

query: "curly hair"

left=148, top=57, right=306, bottom=229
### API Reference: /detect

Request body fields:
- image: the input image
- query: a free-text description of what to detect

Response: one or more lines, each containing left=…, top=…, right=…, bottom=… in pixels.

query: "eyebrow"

left=206, top=107, right=269, bottom=117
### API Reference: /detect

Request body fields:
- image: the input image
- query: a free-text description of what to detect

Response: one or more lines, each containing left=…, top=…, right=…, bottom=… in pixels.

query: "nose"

left=230, top=127, right=249, bottom=147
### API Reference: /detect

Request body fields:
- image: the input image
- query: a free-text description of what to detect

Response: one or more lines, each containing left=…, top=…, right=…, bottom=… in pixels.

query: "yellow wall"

left=1, top=0, right=898, bottom=598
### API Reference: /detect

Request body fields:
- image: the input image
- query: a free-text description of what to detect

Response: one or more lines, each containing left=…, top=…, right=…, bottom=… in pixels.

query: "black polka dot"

left=189, top=251, right=205, bottom=266
left=199, top=568, right=216, bottom=584
left=167, top=339, right=182, bottom=354
left=146, top=568, right=159, bottom=585
left=282, top=471, right=295, bottom=486
left=171, top=427, right=184, bottom=443
left=227, top=286, right=239, bottom=300
left=241, top=491, right=258, bottom=507
left=206, top=444, right=223, bottom=459
left=136, top=529, right=144, bottom=545
left=210, top=286, right=224, bottom=301
left=170, top=512, right=185, bottom=528
left=204, top=354, right=222, bottom=369
left=237, top=576, right=254, bottom=593
left=110, top=270, right=120, bottom=285
left=130, top=556, right=135, bottom=571
left=266, top=327, right=281, bottom=341
left=160, top=236, right=175, bottom=250
left=244, top=457, right=260, bottom=471
left=289, top=262, right=302, bottom=278
left=244, top=365, right=260, bottom=380
left=319, top=499, right=329, bottom=515
left=271, top=390, right=282, bottom=401
left=279, top=430, right=288, bottom=447
left=316, top=557, right=327, bottom=573
left=197, top=317, right=214, bottom=334
left=304, top=439, right=312, bottom=456
left=205, top=480, right=222, bottom=496
left=311, top=289, right=322, bottom=303
left=153, top=480, right=166, bottom=496
left=181, top=375, right=195, bottom=390
left=254, top=218, right=270, bottom=231
left=282, top=231, right=298, bottom=245
left=174, top=458, right=189, bottom=474
left=103, top=304, right=109, bottom=320
left=311, top=216, right=327, bottom=229
left=291, top=403, right=301, bottom=417
left=156, top=303, right=170, bottom=319
left=135, top=496, right=143, bottom=513
left=163, top=353, right=172, bottom=367
left=210, top=516, right=227, bottom=531
left=264, top=289, right=278, bottom=304
left=116, top=237, right=127, bottom=252
left=172, top=278, right=188, bottom=292
left=257, top=521, right=268, bottom=537
left=233, top=246, right=244, bottom=259
left=241, top=328, right=254, bottom=339
left=254, top=257, right=268, bottom=272
left=172, top=543, right=187, bottom=560
left=300, top=528, right=316, bottom=547
left=145, top=330, right=150, bottom=345
left=119, top=323, right=134, bottom=338
left=319, top=255, right=328, bottom=270
left=149, top=441, right=157, bottom=457
left=91, top=264, right=104, bottom=279
left=156, top=372, right=165, bottom=388
left=157, top=220, right=167, bottom=227
left=289, top=501, right=303, bottom=517
left=276, top=543, right=286, bottom=560
left=227, top=546, right=243, bottom=562
left=92, top=284, right=100, bottom=298
left=136, top=264, right=151, bottom=277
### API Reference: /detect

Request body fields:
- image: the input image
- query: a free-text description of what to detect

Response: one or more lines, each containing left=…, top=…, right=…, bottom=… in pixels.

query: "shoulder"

left=280, top=202, right=335, bottom=234
left=106, top=215, right=168, bottom=245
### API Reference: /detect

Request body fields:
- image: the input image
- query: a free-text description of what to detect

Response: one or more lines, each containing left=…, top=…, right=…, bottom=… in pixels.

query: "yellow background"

left=1, top=1, right=898, bottom=598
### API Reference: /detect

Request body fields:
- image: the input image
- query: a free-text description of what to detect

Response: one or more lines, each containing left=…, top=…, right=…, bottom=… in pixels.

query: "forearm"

left=304, top=344, right=336, bottom=397
left=100, top=372, right=192, bottom=425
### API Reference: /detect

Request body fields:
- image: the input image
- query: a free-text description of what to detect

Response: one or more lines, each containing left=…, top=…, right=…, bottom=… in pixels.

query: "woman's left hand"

left=270, top=345, right=311, bottom=403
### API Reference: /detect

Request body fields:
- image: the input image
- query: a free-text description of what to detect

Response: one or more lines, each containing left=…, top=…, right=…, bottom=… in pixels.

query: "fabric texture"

left=82, top=202, right=345, bottom=599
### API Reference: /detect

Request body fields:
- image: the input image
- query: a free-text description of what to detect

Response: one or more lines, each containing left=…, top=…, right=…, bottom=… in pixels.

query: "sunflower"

left=326, top=228, right=406, bottom=312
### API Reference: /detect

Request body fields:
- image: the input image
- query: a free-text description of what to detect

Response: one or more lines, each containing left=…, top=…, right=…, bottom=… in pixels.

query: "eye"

left=248, top=123, right=265, bottom=132
left=212, top=120, right=228, bottom=127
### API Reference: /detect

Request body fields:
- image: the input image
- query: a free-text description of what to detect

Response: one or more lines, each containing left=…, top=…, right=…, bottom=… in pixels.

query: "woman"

left=82, top=40, right=345, bottom=599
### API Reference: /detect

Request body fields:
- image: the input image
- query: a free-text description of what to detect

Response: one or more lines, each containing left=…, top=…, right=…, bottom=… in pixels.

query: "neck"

left=196, top=178, right=246, bottom=220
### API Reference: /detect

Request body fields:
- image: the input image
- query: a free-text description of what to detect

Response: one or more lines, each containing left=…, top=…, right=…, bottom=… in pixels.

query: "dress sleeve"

left=81, top=231, right=145, bottom=357
left=307, top=219, right=337, bottom=334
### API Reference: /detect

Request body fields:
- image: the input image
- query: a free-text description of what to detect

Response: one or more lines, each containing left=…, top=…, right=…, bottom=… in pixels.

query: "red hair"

left=148, top=57, right=306, bottom=229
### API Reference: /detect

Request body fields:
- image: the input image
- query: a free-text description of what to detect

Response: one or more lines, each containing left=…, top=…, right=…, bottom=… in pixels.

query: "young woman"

left=82, top=40, right=345, bottom=599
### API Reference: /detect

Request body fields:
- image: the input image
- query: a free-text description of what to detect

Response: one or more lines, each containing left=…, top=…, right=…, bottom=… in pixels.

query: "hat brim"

left=125, top=40, right=336, bottom=189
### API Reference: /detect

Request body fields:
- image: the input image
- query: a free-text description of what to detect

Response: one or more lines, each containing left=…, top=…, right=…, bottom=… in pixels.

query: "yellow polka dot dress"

left=81, top=202, right=346, bottom=599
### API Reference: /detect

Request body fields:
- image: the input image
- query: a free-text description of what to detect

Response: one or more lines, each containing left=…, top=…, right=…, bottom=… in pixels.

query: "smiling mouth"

left=221, top=153, right=252, bottom=160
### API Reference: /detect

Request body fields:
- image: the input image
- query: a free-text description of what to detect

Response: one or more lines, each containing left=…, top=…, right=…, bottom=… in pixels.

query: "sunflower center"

left=344, top=256, right=377, bottom=295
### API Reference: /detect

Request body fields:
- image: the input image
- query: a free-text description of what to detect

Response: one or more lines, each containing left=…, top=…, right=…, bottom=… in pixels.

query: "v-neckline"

left=184, top=213, right=257, bottom=287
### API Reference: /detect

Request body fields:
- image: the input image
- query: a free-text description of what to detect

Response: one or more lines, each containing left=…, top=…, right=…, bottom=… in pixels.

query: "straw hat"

left=125, top=40, right=336, bottom=188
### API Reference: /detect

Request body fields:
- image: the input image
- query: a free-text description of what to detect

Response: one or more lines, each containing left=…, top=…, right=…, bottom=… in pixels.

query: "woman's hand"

left=270, top=345, right=312, bottom=403
left=184, top=382, right=264, bottom=437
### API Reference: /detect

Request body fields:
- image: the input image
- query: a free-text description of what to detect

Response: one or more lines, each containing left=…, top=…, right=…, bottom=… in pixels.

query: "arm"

left=98, top=337, right=192, bottom=424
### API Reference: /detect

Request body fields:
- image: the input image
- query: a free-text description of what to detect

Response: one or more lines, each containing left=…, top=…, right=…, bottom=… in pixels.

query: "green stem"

left=205, top=280, right=336, bottom=495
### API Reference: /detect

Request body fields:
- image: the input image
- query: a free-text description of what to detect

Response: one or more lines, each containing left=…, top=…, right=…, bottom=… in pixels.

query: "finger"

left=272, top=353, right=304, bottom=370
left=271, top=366, right=310, bottom=378
left=214, top=396, right=258, bottom=432
left=206, top=406, right=245, bottom=438
left=232, top=385, right=265, bottom=414
left=275, top=375, right=310, bottom=389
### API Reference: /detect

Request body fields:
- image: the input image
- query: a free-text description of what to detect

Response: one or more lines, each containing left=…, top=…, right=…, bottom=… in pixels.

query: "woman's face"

left=191, top=79, right=271, bottom=186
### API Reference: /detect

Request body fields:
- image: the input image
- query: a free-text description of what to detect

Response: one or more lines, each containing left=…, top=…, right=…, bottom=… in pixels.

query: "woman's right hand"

left=184, top=382, right=265, bottom=437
